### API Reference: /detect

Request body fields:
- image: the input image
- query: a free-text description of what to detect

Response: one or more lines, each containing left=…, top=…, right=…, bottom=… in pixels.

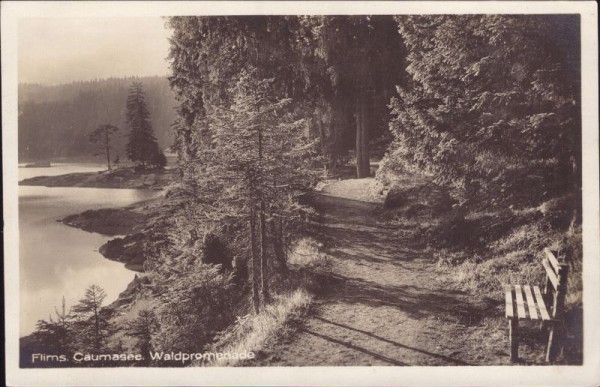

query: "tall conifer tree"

left=72, top=285, right=109, bottom=351
left=125, top=82, right=160, bottom=166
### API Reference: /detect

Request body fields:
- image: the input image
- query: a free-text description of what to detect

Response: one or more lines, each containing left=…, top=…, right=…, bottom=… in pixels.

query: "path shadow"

left=305, top=193, right=428, bottom=265
left=315, top=273, right=497, bottom=325
left=300, top=328, right=407, bottom=366
left=296, top=186, right=501, bottom=366
left=312, top=316, right=471, bottom=365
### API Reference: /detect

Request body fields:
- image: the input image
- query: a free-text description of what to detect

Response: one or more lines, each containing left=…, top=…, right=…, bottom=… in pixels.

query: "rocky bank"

left=37, top=167, right=177, bottom=272
left=62, top=208, right=147, bottom=236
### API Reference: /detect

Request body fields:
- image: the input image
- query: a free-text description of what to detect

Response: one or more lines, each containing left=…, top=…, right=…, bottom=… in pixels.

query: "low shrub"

left=151, top=264, right=237, bottom=355
left=287, top=238, right=332, bottom=270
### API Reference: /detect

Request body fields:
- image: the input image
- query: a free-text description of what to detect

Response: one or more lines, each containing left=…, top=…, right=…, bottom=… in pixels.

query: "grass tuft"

left=287, top=238, right=332, bottom=270
left=208, top=289, right=312, bottom=366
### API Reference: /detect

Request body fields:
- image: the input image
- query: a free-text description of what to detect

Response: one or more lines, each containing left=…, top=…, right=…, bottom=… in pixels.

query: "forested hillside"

left=18, top=76, right=177, bottom=162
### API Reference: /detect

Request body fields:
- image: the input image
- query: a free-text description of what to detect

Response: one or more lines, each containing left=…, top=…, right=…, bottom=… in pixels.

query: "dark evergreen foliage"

left=30, top=297, right=75, bottom=355
left=125, top=309, right=159, bottom=363
left=166, top=16, right=316, bottom=177
left=313, top=16, right=407, bottom=175
left=71, top=285, right=109, bottom=351
left=125, top=82, right=162, bottom=167
left=381, top=15, right=580, bottom=208
left=166, top=16, right=406, bottom=178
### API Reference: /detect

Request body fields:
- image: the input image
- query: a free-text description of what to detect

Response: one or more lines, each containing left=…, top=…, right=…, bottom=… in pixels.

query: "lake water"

left=19, top=164, right=161, bottom=336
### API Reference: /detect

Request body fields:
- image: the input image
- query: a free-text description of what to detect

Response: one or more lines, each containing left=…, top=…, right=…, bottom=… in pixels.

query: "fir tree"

left=72, top=285, right=109, bottom=351
left=125, top=82, right=160, bottom=167
left=385, top=15, right=580, bottom=208
left=125, top=309, right=159, bottom=363
left=200, top=71, right=321, bottom=310
left=32, top=296, right=75, bottom=354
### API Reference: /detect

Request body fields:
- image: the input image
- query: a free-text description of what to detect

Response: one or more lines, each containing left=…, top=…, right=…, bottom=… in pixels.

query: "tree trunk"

left=93, top=306, right=100, bottom=350
left=105, top=129, right=111, bottom=170
left=318, top=117, right=325, bottom=152
left=360, top=94, right=370, bottom=177
left=355, top=101, right=363, bottom=178
left=259, top=202, right=269, bottom=304
left=271, top=218, right=288, bottom=273
left=249, top=209, right=260, bottom=314
left=256, top=124, right=270, bottom=305
left=355, top=95, right=370, bottom=178
left=569, top=155, right=580, bottom=235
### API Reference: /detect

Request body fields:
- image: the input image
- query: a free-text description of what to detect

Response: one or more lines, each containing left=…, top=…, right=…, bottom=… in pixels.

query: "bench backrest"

left=542, top=248, right=569, bottom=319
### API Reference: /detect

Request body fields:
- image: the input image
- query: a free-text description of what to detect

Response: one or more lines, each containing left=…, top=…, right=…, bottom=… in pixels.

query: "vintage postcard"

left=2, top=1, right=599, bottom=386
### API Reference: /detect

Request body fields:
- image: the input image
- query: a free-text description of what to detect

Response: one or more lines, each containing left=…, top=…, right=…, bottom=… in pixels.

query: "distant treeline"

left=18, top=76, right=177, bottom=162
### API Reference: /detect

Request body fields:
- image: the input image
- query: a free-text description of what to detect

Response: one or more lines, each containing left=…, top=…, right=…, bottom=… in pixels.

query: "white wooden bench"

left=504, top=248, right=569, bottom=363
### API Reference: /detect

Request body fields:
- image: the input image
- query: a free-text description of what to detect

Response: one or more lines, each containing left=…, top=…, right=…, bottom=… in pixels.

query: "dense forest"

left=18, top=76, right=177, bottom=162
left=23, top=14, right=583, bottom=366
left=163, top=14, right=581, bottom=362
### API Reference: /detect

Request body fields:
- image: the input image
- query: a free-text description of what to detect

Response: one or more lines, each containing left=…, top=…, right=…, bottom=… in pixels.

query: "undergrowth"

left=205, top=237, right=329, bottom=366
left=381, top=173, right=583, bottom=364
left=439, top=212, right=582, bottom=309
left=207, top=289, right=312, bottom=366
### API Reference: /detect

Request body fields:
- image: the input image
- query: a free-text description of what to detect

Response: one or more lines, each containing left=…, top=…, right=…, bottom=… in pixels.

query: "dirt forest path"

left=253, top=178, right=514, bottom=366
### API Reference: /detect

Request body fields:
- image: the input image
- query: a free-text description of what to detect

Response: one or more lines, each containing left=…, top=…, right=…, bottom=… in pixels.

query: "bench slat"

left=523, top=285, right=539, bottom=320
left=514, top=285, right=527, bottom=319
left=544, top=248, right=561, bottom=274
left=533, top=285, right=552, bottom=321
left=505, top=285, right=514, bottom=319
left=542, top=258, right=560, bottom=289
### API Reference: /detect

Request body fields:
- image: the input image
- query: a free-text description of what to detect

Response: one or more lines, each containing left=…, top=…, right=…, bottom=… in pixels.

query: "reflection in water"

left=18, top=165, right=161, bottom=336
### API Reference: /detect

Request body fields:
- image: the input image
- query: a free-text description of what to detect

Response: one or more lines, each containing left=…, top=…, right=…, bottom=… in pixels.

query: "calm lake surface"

left=19, top=164, right=161, bottom=336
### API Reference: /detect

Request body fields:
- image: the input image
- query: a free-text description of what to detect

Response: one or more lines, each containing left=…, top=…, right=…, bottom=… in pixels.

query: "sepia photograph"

left=3, top=1, right=599, bottom=386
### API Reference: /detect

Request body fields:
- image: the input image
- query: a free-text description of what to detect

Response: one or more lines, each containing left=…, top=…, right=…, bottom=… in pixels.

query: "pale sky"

left=18, top=17, right=172, bottom=85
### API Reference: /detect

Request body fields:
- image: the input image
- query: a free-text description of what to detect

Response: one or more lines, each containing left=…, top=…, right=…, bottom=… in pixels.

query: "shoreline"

left=61, top=195, right=165, bottom=272
left=20, top=167, right=171, bottom=343
left=19, top=166, right=177, bottom=190
left=26, top=167, right=175, bottom=271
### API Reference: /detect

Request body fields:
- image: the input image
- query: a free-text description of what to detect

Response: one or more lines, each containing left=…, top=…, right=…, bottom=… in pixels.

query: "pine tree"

left=125, top=309, right=158, bottom=363
left=72, top=284, right=109, bottom=351
left=32, top=296, right=75, bottom=354
left=125, top=82, right=160, bottom=167
left=204, top=71, right=320, bottom=309
left=166, top=16, right=323, bottom=174
left=166, top=17, right=325, bottom=312
left=90, top=124, right=119, bottom=170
